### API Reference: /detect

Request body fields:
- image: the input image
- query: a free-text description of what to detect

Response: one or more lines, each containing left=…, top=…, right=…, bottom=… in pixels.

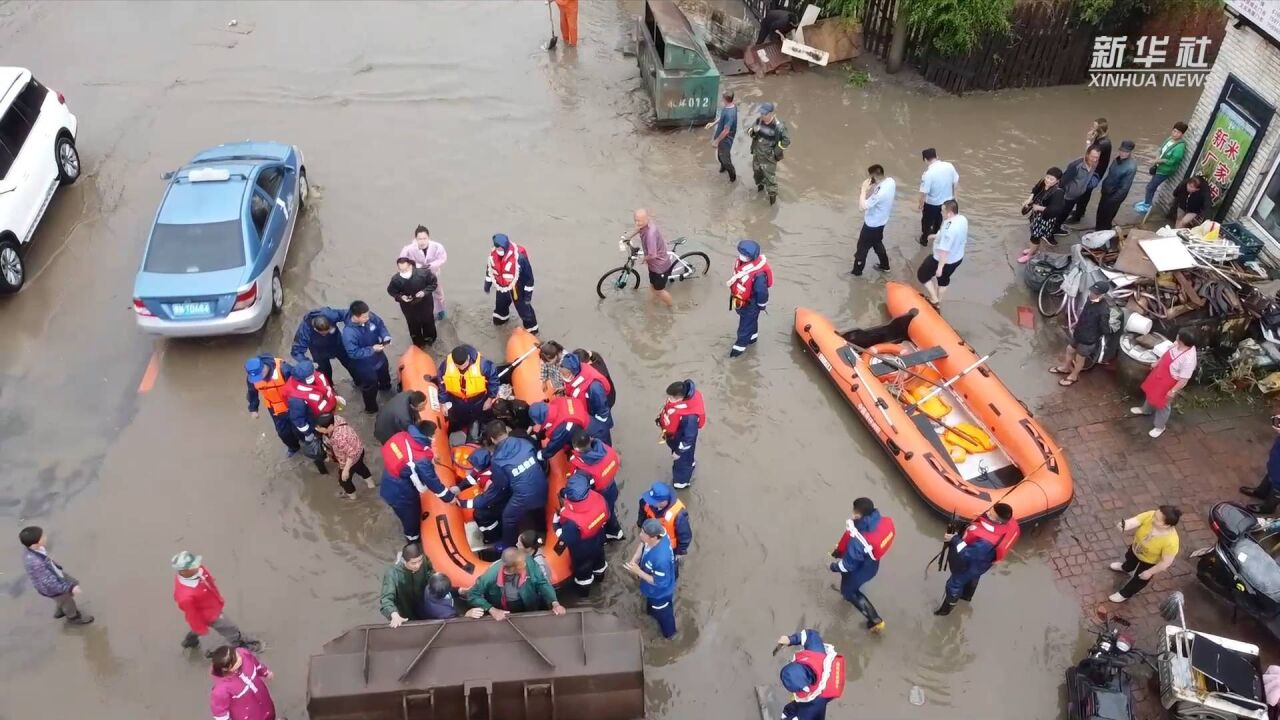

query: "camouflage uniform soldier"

left=749, top=102, right=790, bottom=206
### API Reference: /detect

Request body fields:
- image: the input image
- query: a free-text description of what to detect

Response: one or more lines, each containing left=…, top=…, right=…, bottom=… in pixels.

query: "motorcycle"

left=1192, top=501, right=1280, bottom=640
left=1065, top=608, right=1150, bottom=720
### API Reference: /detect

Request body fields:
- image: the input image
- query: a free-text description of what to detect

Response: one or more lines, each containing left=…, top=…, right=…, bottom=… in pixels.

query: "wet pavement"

left=0, top=2, right=1208, bottom=718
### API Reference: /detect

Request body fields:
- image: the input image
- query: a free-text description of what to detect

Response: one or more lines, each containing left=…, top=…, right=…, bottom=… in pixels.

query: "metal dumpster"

left=307, top=610, right=644, bottom=720
left=636, top=0, right=720, bottom=126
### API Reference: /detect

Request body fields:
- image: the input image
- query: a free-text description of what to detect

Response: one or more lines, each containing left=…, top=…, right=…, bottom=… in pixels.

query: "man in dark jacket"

left=380, top=542, right=431, bottom=628
left=290, top=306, right=353, bottom=384
left=387, top=257, right=438, bottom=347
left=470, top=421, right=547, bottom=549
left=1051, top=281, right=1111, bottom=387
left=374, top=390, right=427, bottom=445
left=1095, top=140, right=1136, bottom=231
left=341, top=301, right=393, bottom=413
left=1067, top=118, right=1112, bottom=223
left=1057, top=146, right=1101, bottom=234
left=1240, top=416, right=1280, bottom=512
left=20, top=526, right=92, bottom=625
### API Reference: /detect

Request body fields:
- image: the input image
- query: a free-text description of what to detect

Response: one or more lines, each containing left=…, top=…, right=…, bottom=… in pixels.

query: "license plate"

left=172, top=302, right=211, bottom=318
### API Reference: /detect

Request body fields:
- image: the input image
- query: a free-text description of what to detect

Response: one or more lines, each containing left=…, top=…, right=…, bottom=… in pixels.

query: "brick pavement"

left=1034, top=372, right=1277, bottom=717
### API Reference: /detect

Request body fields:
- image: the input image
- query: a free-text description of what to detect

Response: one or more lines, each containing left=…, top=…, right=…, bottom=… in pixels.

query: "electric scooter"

left=1192, top=501, right=1280, bottom=640
left=1065, top=608, right=1149, bottom=720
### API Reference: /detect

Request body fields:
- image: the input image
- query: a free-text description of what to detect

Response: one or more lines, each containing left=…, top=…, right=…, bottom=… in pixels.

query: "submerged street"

left=0, top=2, right=1204, bottom=718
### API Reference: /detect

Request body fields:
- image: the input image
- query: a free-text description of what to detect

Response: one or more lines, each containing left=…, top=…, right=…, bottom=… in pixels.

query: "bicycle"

left=595, top=237, right=711, bottom=299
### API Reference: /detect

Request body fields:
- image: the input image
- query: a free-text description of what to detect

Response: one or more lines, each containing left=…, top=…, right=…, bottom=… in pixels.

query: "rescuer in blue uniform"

left=553, top=472, right=609, bottom=597
left=290, top=306, right=354, bottom=384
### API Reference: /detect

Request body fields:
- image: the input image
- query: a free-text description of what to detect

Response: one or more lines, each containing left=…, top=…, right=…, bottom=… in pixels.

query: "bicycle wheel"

left=670, top=251, right=711, bottom=281
left=1037, top=272, right=1067, bottom=317
left=596, top=266, right=642, bottom=299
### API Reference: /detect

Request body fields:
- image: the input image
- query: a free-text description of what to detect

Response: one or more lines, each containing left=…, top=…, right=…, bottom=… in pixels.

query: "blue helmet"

left=780, top=661, right=817, bottom=693
left=294, top=358, right=316, bottom=380
left=736, top=239, right=761, bottom=260
left=468, top=447, right=492, bottom=472
left=560, top=353, right=582, bottom=376
left=492, top=233, right=511, bottom=251
left=528, top=401, right=550, bottom=426
left=564, top=471, right=592, bottom=502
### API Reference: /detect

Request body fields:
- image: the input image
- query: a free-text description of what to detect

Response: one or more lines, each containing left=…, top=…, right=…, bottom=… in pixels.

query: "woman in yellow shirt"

left=1109, top=505, right=1181, bottom=602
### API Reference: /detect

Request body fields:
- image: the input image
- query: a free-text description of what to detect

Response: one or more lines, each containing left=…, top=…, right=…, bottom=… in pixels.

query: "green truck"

left=636, top=0, right=721, bottom=127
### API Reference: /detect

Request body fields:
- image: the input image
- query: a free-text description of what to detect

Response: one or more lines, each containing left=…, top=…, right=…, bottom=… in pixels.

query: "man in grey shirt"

left=1095, top=140, right=1136, bottom=231
left=620, top=208, right=674, bottom=307
left=1057, top=146, right=1100, bottom=235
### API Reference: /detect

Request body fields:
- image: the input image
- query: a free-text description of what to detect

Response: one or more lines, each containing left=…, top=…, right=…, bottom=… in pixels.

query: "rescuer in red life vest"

left=935, top=502, right=1020, bottom=616
left=830, top=497, right=894, bottom=633
left=553, top=472, right=609, bottom=597
left=569, top=429, right=624, bottom=540
left=727, top=239, right=772, bottom=358
left=657, top=379, right=706, bottom=489
left=776, top=628, right=845, bottom=720
left=284, top=358, right=345, bottom=474
left=483, top=233, right=539, bottom=333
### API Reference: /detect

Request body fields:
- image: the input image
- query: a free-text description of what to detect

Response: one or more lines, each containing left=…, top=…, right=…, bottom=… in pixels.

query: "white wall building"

left=1158, top=1, right=1280, bottom=259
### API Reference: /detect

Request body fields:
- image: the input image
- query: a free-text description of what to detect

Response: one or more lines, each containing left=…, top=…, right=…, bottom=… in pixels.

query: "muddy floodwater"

left=0, top=2, right=1202, bottom=718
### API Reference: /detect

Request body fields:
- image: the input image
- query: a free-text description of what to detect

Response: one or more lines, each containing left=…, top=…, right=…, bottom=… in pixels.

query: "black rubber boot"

left=768, top=193, right=777, bottom=206
left=181, top=631, right=200, bottom=649
left=933, top=596, right=957, bottom=616
left=851, top=594, right=884, bottom=632
left=960, top=580, right=979, bottom=602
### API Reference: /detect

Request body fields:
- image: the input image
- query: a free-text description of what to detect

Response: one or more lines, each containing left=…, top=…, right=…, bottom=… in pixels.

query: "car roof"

left=0, top=67, right=32, bottom=111
left=157, top=163, right=254, bottom=225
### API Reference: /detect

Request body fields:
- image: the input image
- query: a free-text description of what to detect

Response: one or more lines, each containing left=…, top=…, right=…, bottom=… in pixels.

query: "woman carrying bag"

left=1017, top=167, right=1067, bottom=264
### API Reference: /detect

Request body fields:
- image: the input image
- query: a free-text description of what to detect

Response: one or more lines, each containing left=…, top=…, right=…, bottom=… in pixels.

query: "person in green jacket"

left=1136, top=121, right=1188, bottom=213
left=380, top=542, right=431, bottom=628
left=463, top=547, right=566, bottom=620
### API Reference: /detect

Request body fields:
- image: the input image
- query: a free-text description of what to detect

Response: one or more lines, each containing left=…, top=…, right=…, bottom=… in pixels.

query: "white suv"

left=0, top=67, right=79, bottom=293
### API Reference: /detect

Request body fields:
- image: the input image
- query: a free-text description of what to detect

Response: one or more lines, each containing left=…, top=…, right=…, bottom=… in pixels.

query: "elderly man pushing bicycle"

left=620, top=209, right=675, bottom=308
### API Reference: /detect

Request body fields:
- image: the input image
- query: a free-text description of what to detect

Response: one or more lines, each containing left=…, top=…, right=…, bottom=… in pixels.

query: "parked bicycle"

left=596, top=237, right=710, bottom=299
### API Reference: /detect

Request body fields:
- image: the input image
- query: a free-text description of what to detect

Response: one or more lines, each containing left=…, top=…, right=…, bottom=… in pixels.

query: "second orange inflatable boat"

left=794, top=282, right=1072, bottom=523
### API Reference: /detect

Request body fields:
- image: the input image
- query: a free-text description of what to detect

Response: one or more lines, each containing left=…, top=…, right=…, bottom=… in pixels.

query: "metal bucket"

left=1117, top=333, right=1168, bottom=390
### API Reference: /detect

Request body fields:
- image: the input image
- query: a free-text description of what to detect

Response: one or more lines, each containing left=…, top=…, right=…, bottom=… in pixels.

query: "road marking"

left=137, top=348, right=162, bottom=394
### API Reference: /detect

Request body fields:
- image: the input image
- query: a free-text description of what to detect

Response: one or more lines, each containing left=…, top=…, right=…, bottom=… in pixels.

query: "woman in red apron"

left=1130, top=329, right=1197, bottom=439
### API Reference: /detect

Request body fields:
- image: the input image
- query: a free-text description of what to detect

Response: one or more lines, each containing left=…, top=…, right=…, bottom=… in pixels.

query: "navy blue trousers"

left=501, top=500, right=545, bottom=548
left=493, top=290, right=539, bottom=332
left=839, top=560, right=882, bottom=624
left=566, top=534, right=607, bottom=596
left=313, top=353, right=357, bottom=385
left=379, top=477, right=422, bottom=541
left=667, top=437, right=696, bottom=485
left=782, top=697, right=831, bottom=720
left=734, top=304, right=761, bottom=352
left=645, top=595, right=677, bottom=638
left=268, top=412, right=301, bottom=452
left=599, top=483, right=622, bottom=537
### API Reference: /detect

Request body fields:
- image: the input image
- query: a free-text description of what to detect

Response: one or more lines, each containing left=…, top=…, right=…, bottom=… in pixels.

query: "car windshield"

left=143, top=220, right=245, bottom=274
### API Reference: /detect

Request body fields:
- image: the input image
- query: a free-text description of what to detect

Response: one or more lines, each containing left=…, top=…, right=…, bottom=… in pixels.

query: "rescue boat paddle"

left=904, top=354, right=992, bottom=413
left=495, top=341, right=543, bottom=382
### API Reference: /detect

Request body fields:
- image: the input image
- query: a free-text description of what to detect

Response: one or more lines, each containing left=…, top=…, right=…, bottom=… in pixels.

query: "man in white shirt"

left=851, top=164, right=896, bottom=276
left=916, top=200, right=967, bottom=306
left=918, top=148, right=959, bottom=246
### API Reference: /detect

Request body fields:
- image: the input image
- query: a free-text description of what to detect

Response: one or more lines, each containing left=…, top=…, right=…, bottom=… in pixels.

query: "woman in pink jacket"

left=400, top=224, right=448, bottom=320
left=209, top=646, right=276, bottom=720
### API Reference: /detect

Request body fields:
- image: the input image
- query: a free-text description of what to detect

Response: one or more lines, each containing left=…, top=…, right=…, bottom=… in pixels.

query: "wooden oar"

left=905, top=355, right=991, bottom=413
left=845, top=340, right=985, bottom=447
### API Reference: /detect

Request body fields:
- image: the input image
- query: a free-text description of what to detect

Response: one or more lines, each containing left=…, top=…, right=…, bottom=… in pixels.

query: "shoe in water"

left=875, top=265, right=890, bottom=272
left=286, top=448, right=299, bottom=458
left=66, top=614, right=95, bottom=625
left=868, top=620, right=885, bottom=633
left=236, top=639, right=263, bottom=652
left=673, top=481, right=691, bottom=489
left=435, top=310, right=447, bottom=321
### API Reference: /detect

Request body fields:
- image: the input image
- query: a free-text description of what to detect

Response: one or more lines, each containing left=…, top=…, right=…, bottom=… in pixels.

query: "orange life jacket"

left=253, top=359, right=291, bottom=415
left=643, top=499, right=687, bottom=551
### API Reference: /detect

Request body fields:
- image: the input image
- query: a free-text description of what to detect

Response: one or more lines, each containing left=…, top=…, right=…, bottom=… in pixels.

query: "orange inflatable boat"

left=794, top=282, right=1072, bottom=523
left=397, top=346, right=490, bottom=588
left=506, top=328, right=573, bottom=585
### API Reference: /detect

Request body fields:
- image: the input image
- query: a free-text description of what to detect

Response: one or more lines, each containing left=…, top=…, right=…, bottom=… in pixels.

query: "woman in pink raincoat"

left=209, top=645, right=276, bottom=720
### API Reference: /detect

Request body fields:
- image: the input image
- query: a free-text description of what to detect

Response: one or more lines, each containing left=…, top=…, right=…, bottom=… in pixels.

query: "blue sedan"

left=132, top=141, right=307, bottom=337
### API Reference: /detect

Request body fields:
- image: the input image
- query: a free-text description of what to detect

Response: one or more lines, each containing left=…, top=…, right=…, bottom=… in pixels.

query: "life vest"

left=569, top=442, right=620, bottom=491
left=543, top=396, right=590, bottom=439
left=792, top=646, right=846, bottom=702
left=557, top=490, right=609, bottom=541
left=253, top=359, right=290, bottom=415
left=566, top=363, right=613, bottom=408
left=837, top=516, right=897, bottom=562
left=487, top=244, right=527, bottom=291
left=380, top=430, right=434, bottom=480
left=284, top=372, right=338, bottom=417
left=728, top=256, right=773, bottom=306
left=643, top=499, right=687, bottom=551
left=443, top=354, right=488, bottom=400
left=961, top=515, right=1020, bottom=563
left=659, top=389, right=707, bottom=436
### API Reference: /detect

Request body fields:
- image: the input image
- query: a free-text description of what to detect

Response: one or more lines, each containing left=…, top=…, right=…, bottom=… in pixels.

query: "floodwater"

left=0, top=2, right=1202, bottom=718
